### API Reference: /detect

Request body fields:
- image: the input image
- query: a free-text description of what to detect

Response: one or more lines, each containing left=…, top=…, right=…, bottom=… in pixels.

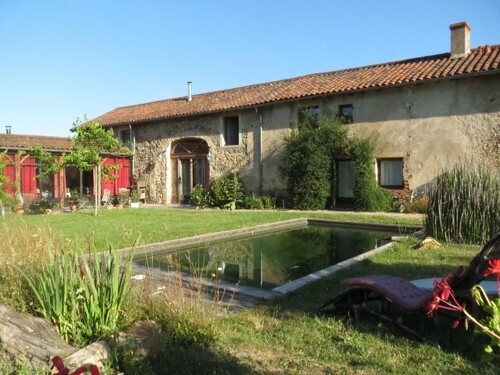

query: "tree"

left=28, top=117, right=126, bottom=216
left=0, top=151, right=14, bottom=210
left=66, top=119, right=123, bottom=216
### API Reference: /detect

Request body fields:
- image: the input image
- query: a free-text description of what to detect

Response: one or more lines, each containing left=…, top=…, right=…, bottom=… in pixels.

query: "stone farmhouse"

left=93, top=22, right=499, bottom=205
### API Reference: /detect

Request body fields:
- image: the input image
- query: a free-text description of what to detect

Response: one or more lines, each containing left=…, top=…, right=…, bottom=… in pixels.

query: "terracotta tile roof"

left=94, top=45, right=500, bottom=127
left=0, top=134, right=73, bottom=152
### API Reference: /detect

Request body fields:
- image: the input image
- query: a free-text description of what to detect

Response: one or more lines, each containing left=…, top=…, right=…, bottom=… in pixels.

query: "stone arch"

left=170, top=138, right=210, bottom=204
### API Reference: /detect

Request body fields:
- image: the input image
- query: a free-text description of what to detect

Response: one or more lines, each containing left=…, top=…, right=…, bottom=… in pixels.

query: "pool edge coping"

left=123, top=219, right=422, bottom=300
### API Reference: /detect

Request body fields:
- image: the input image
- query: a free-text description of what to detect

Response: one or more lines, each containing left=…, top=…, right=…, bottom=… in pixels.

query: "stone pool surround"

left=122, top=219, right=422, bottom=300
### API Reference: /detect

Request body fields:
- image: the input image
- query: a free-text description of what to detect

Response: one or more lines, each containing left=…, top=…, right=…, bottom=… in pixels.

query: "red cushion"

left=342, top=275, right=433, bottom=312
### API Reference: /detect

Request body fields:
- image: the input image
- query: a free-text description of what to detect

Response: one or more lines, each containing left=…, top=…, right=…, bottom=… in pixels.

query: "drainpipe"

left=259, top=112, right=264, bottom=193
left=130, top=124, right=135, bottom=177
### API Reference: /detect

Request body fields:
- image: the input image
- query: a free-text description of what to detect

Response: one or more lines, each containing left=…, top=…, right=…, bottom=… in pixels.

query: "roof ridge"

left=0, top=133, right=71, bottom=140
left=94, top=44, right=500, bottom=126
left=109, top=50, right=476, bottom=112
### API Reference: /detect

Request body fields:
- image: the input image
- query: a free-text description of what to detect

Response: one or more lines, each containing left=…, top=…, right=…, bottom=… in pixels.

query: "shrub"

left=242, top=193, right=264, bottom=209
left=210, top=172, right=244, bottom=210
left=425, top=163, right=499, bottom=245
left=281, top=117, right=348, bottom=210
left=403, top=197, right=428, bottom=214
left=262, top=194, right=276, bottom=210
left=190, top=184, right=213, bottom=208
left=350, top=139, right=393, bottom=212
left=281, top=116, right=393, bottom=211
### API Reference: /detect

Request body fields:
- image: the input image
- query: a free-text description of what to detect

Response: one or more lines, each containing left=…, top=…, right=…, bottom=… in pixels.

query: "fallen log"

left=0, top=304, right=75, bottom=369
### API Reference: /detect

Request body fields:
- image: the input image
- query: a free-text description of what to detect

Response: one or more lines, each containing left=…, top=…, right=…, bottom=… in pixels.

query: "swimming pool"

left=133, top=220, right=402, bottom=291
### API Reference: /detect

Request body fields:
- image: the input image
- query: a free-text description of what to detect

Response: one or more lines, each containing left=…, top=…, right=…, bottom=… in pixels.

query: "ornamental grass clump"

left=425, top=163, right=499, bottom=245
left=19, top=245, right=134, bottom=345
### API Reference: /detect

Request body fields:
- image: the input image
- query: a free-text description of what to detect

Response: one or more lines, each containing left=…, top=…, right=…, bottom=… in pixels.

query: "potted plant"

left=114, top=194, right=125, bottom=209
left=14, top=192, right=24, bottom=215
left=130, top=189, right=140, bottom=208
left=69, top=189, right=79, bottom=212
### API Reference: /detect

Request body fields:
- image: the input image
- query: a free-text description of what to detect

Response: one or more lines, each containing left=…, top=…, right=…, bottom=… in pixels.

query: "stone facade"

left=117, top=73, right=499, bottom=205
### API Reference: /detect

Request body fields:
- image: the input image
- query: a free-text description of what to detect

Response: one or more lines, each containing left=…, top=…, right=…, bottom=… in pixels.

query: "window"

left=119, top=129, right=131, bottom=145
left=223, top=117, right=239, bottom=146
left=338, top=104, right=353, bottom=123
left=298, top=105, right=321, bottom=124
left=378, top=159, right=404, bottom=188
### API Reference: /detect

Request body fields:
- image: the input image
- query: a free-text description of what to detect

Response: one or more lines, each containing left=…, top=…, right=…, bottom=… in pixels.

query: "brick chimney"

left=449, top=22, right=471, bottom=59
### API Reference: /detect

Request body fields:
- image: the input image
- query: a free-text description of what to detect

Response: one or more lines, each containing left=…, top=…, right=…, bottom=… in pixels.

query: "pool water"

left=134, top=224, right=398, bottom=290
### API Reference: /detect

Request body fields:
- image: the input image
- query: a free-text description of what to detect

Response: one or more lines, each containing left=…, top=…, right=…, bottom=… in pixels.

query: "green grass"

left=3, top=208, right=497, bottom=374
left=3, top=207, right=422, bottom=251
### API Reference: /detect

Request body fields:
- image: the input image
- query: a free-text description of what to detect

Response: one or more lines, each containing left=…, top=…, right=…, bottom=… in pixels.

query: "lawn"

left=1, top=208, right=497, bottom=374
left=2, top=207, right=422, bottom=251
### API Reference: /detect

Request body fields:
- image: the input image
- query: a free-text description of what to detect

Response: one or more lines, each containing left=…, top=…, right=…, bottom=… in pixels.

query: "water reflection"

left=135, top=226, right=397, bottom=290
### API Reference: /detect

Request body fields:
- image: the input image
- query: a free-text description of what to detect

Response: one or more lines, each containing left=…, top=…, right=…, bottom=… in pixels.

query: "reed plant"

left=19, top=249, right=80, bottom=343
left=19, top=245, right=134, bottom=345
left=77, top=247, right=135, bottom=342
left=425, top=163, right=499, bottom=244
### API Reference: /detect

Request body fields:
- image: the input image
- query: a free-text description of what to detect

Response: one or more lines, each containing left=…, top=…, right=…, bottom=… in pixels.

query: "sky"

left=0, top=0, right=499, bottom=137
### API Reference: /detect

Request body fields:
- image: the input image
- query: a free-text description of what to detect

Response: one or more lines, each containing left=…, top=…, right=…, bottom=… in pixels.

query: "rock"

left=118, top=320, right=162, bottom=359
left=61, top=341, right=111, bottom=372
left=417, top=236, right=441, bottom=250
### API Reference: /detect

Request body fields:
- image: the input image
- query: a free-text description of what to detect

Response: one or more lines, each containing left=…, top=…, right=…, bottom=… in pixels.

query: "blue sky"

left=1, top=0, right=499, bottom=137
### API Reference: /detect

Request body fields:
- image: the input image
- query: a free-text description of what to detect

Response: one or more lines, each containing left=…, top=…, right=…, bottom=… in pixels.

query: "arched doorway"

left=171, top=138, right=210, bottom=203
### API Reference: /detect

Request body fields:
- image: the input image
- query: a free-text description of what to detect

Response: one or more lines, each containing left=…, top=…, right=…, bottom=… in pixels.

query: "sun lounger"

left=318, top=232, right=500, bottom=347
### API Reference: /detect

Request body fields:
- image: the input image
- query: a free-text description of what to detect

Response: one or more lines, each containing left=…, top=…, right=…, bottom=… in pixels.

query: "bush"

left=350, top=139, right=393, bottom=212
left=210, top=172, right=244, bottom=210
left=403, top=197, right=428, bottom=213
left=190, top=184, right=213, bottom=208
left=281, top=117, right=348, bottom=210
left=240, top=192, right=277, bottom=210
left=281, top=116, right=393, bottom=212
left=190, top=173, right=245, bottom=210
left=242, top=193, right=264, bottom=209
left=425, top=163, right=499, bottom=244
left=262, top=194, right=276, bottom=210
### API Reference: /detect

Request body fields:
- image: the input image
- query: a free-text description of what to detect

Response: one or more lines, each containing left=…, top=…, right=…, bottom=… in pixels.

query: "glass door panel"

left=193, top=159, right=206, bottom=187
left=180, top=159, right=191, bottom=203
left=338, top=160, right=354, bottom=198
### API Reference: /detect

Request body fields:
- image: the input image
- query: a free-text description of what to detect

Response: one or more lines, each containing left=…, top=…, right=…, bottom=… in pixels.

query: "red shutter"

left=21, top=166, right=37, bottom=195
left=101, top=158, right=116, bottom=195
left=116, top=158, right=131, bottom=190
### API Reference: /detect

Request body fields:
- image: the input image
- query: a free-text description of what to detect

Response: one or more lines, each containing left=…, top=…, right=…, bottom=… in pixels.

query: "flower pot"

left=130, top=202, right=140, bottom=208
left=15, top=204, right=24, bottom=215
